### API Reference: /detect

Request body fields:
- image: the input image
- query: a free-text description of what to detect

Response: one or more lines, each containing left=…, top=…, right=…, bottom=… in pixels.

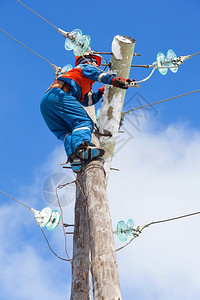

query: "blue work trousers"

left=40, top=88, right=94, bottom=158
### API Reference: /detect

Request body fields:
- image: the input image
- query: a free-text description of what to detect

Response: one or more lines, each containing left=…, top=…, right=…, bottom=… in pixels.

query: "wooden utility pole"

left=70, top=181, right=91, bottom=299
left=71, top=35, right=135, bottom=299
left=99, top=35, right=136, bottom=177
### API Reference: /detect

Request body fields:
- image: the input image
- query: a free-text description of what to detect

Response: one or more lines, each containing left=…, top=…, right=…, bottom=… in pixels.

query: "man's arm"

left=81, top=87, right=104, bottom=107
left=81, top=64, right=129, bottom=89
left=80, top=64, right=115, bottom=85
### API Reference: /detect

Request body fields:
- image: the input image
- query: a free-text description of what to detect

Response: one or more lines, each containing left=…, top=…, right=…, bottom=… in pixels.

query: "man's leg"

left=41, top=88, right=104, bottom=167
left=40, top=90, right=73, bottom=158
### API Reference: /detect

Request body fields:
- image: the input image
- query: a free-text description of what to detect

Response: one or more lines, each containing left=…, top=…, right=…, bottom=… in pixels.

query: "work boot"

left=76, top=141, right=105, bottom=160
left=68, top=153, right=83, bottom=173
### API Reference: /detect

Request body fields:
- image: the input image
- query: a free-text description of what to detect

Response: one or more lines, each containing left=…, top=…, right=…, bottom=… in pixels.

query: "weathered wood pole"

left=99, top=35, right=136, bottom=178
left=70, top=106, right=97, bottom=300
left=70, top=180, right=91, bottom=299
left=71, top=35, right=135, bottom=299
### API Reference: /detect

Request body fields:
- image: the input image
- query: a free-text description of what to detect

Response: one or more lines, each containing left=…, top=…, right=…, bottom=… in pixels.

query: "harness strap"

left=45, top=79, right=70, bottom=93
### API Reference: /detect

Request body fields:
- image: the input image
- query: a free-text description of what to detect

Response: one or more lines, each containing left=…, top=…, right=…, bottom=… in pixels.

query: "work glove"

left=111, top=77, right=131, bottom=89
left=98, top=86, right=105, bottom=96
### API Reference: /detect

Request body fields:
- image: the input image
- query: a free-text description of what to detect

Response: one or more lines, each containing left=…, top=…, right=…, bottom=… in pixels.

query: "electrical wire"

left=40, top=227, right=71, bottom=261
left=135, top=67, right=157, bottom=84
left=17, top=0, right=58, bottom=29
left=188, top=51, right=200, bottom=58
left=0, top=190, right=32, bottom=209
left=122, top=88, right=200, bottom=115
left=148, top=211, right=200, bottom=226
left=0, top=27, right=54, bottom=67
left=115, top=210, right=200, bottom=252
left=133, top=51, right=200, bottom=84
left=55, top=163, right=106, bottom=298
left=135, top=65, right=181, bottom=84
left=57, top=179, right=76, bottom=189
left=56, top=187, right=86, bottom=300
left=0, top=190, right=70, bottom=262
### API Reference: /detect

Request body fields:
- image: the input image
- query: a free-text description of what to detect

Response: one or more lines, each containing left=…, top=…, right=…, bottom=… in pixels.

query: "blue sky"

left=0, top=0, right=200, bottom=299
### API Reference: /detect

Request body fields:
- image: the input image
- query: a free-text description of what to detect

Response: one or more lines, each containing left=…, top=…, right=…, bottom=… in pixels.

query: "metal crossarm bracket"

left=127, top=81, right=140, bottom=88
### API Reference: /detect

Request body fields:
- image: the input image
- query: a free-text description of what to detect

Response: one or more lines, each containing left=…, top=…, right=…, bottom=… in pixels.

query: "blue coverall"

left=40, top=64, right=114, bottom=158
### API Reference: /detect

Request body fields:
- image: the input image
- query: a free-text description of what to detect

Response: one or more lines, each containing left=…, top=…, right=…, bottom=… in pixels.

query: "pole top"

left=115, top=35, right=135, bottom=44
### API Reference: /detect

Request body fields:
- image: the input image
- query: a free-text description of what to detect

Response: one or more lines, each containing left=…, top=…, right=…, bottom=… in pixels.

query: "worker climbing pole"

left=1, top=1, right=200, bottom=299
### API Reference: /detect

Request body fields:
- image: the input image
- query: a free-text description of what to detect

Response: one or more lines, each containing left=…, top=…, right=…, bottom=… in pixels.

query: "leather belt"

left=45, top=79, right=70, bottom=93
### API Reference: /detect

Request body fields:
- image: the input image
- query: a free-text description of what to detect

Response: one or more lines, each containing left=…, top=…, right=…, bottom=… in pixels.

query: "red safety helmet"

left=75, top=52, right=102, bottom=67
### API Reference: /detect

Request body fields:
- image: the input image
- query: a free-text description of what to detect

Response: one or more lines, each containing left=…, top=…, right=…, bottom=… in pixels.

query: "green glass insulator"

left=73, top=34, right=91, bottom=56
left=156, top=52, right=169, bottom=75
left=117, top=220, right=128, bottom=242
left=46, top=210, right=61, bottom=231
left=65, top=29, right=82, bottom=51
left=59, top=64, right=73, bottom=76
left=40, top=207, right=52, bottom=228
left=127, top=219, right=135, bottom=236
left=167, top=49, right=178, bottom=73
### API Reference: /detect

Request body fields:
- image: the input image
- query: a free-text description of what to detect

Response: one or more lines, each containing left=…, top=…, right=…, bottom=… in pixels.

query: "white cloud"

left=108, top=120, right=200, bottom=299
left=0, top=203, right=72, bottom=300
left=0, top=146, right=74, bottom=300
left=2, top=120, right=200, bottom=299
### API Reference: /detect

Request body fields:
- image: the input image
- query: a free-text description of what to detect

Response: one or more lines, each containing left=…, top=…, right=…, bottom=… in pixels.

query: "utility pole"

left=70, top=106, right=97, bottom=300
left=99, top=35, right=136, bottom=177
left=71, top=35, right=135, bottom=299
left=70, top=181, right=91, bottom=299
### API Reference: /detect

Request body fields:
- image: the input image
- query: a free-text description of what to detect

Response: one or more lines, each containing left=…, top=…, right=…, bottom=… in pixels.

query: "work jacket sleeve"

left=81, top=64, right=115, bottom=85
left=81, top=90, right=102, bottom=107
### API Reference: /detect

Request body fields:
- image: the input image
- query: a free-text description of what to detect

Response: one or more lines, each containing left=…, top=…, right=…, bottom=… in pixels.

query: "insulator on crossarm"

left=30, top=206, right=61, bottom=231
left=117, top=220, right=128, bottom=242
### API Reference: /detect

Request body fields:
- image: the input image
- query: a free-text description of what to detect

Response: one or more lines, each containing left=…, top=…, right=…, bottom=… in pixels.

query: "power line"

left=0, top=189, right=32, bottom=209
left=115, top=210, right=200, bottom=252
left=0, top=27, right=54, bottom=67
left=0, top=189, right=69, bottom=261
left=17, top=0, right=58, bottom=29
left=148, top=211, right=200, bottom=226
left=122, top=88, right=200, bottom=115
left=187, top=51, right=200, bottom=58
left=40, top=227, right=70, bottom=261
